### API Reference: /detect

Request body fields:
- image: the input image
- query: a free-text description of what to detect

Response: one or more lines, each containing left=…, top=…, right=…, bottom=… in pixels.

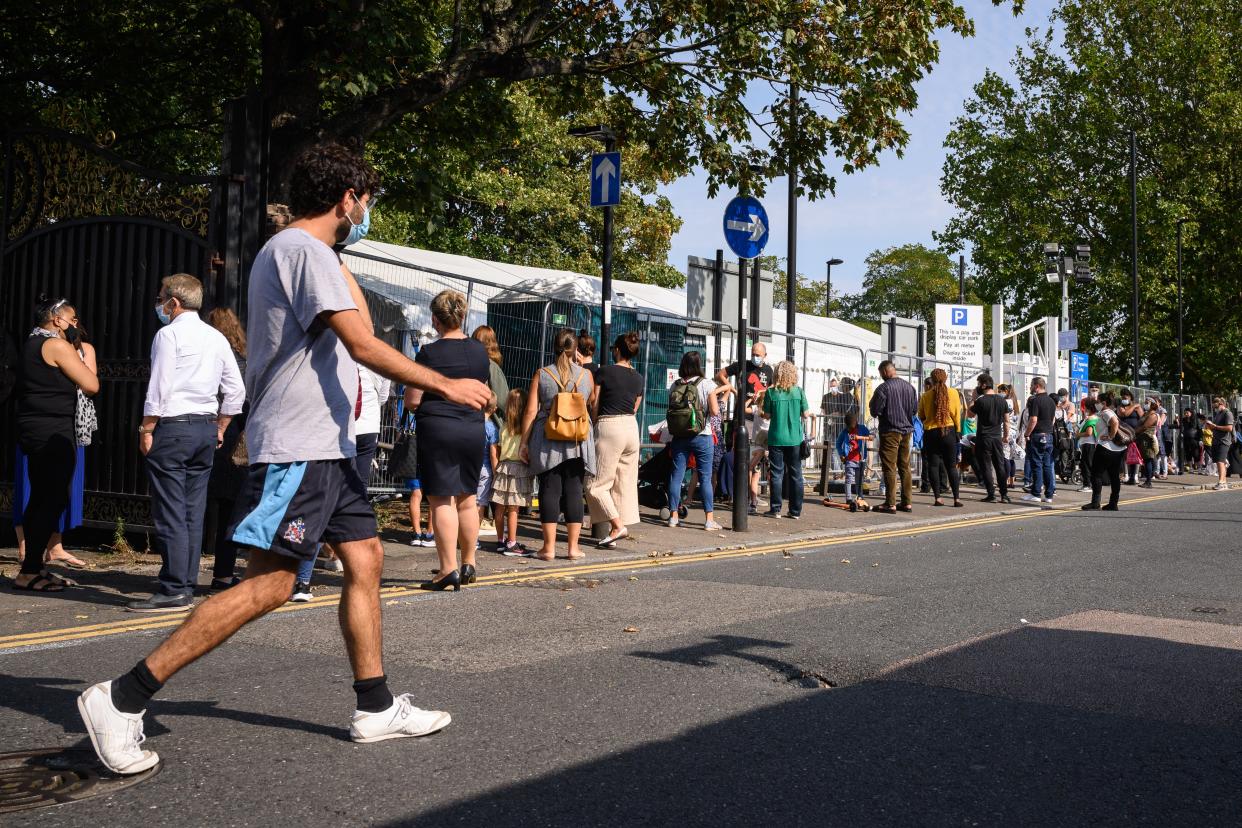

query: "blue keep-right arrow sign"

left=722, top=196, right=770, bottom=259
left=590, top=152, right=621, bottom=207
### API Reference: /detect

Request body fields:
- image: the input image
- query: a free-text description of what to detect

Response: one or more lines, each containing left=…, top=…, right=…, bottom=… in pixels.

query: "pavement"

left=2, top=476, right=1241, bottom=824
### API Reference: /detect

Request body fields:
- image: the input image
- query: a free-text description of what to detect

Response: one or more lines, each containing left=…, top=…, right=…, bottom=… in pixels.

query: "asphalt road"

left=3, top=488, right=1241, bottom=826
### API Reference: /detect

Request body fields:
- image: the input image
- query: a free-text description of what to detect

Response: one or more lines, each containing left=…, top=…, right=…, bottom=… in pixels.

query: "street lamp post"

left=824, top=258, right=842, bottom=316
left=1176, top=219, right=1185, bottom=396
left=568, top=124, right=617, bottom=363
left=1129, top=129, right=1140, bottom=387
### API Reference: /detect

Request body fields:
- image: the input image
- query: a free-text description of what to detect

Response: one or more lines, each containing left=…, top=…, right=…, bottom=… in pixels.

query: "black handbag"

left=799, top=437, right=812, bottom=461
left=389, top=417, right=419, bottom=479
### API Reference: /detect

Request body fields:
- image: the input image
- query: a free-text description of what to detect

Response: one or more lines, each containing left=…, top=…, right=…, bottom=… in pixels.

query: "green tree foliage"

left=938, top=0, right=1242, bottom=392
left=836, top=244, right=970, bottom=342
left=369, top=86, right=684, bottom=286
left=766, top=255, right=829, bottom=316
left=3, top=0, right=1020, bottom=200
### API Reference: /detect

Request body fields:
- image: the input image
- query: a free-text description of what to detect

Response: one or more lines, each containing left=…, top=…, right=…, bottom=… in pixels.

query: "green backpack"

left=667, top=378, right=706, bottom=438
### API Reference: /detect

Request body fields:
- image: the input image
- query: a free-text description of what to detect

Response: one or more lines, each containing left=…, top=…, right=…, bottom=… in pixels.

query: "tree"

left=938, top=0, right=1242, bottom=392
left=2, top=0, right=1022, bottom=201
left=766, top=255, right=828, bottom=316
left=369, top=86, right=684, bottom=286
left=836, top=244, right=967, bottom=343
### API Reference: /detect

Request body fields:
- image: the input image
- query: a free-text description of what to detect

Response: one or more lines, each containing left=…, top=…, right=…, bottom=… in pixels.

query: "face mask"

left=343, top=193, right=371, bottom=246
left=1094, top=402, right=1104, bottom=412
left=155, top=301, right=172, bottom=325
left=751, top=355, right=764, bottom=366
left=1122, top=397, right=1131, bottom=403
left=63, top=324, right=80, bottom=343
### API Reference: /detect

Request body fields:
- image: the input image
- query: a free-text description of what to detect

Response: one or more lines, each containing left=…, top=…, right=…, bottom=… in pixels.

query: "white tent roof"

left=342, top=239, right=882, bottom=375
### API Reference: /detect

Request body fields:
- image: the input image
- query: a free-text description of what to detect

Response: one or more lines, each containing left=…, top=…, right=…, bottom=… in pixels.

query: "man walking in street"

left=1022, top=376, right=1057, bottom=505
left=128, top=274, right=245, bottom=612
left=969, top=374, right=1011, bottom=503
left=868, top=360, right=917, bottom=514
left=77, top=143, right=491, bottom=775
left=1204, top=397, right=1235, bottom=489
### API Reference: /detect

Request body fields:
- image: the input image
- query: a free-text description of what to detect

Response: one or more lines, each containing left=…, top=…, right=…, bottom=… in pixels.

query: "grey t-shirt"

left=244, top=228, right=358, bottom=463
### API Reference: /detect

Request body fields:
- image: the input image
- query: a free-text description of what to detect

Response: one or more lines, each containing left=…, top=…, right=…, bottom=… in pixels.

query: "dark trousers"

left=538, top=458, right=585, bottom=524
left=767, top=444, right=804, bottom=517
left=924, top=427, right=960, bottom=501
left=20, top=434, right=76, bottom=576
left=1079, top=442, right=1096, bottom=487
left=879, top=432, right=912, bottom=508
left=976, top=434, right=1008, bottom=498
left=1028, top=432, right=1055, bottom=498
left=1091, top=447, right=1124, bottom=506
left=146, top=419, right=217, bottom=596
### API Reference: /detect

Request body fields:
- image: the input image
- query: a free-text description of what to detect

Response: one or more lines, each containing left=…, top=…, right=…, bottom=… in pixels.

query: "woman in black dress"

left=13, top=298, right=100, bottom=592
left=406, top=290, right=489, bottom=591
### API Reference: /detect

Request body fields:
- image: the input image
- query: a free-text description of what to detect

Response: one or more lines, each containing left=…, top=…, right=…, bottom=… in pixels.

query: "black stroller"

left=637, top=445, right=689, bottom=522
left=1054, top=419, right=1080, bottom=485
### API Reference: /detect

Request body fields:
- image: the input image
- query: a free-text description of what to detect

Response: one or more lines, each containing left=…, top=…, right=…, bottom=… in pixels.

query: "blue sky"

left=660, top=0, right=1057, bottom=296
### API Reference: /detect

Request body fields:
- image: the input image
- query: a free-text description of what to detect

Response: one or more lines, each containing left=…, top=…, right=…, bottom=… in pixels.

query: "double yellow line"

left=0, top=488, right=1206, bottom=653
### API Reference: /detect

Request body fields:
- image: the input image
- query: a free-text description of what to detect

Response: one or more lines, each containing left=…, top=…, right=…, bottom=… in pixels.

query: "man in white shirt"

left=129, top=274, right=245, bottom=613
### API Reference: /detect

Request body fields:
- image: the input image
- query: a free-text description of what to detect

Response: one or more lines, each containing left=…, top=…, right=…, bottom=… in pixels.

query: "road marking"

left=0, top=488, right=1214, bottom=652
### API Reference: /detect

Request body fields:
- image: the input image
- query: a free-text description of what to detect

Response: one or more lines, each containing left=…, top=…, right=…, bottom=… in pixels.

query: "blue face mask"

left=343, top=194, right=371, bottom=246
left=155, top=300, right=172, bottom=325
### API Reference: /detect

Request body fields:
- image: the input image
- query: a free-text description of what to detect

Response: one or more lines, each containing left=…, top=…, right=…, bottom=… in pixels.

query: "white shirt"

left=356, top=365, right=392, bottom=436
left=144, top=311, right=245, bottom=418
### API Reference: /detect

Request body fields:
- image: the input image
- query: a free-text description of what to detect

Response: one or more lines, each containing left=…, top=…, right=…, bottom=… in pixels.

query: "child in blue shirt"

left=834, top=411, right=872, bottom=512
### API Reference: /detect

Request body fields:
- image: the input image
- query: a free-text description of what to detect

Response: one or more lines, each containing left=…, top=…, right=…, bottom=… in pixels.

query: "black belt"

left=161, top=414, right=217, bottom=423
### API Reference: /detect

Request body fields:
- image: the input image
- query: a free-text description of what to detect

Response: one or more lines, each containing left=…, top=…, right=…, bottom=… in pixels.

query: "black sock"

left=353, top=675, right=394, bottom=713
left=111, top=660, right=164, bottom=714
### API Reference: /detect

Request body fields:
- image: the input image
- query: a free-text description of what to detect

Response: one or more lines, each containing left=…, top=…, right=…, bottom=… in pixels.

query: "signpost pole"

left=713, top=249, right=724, bottom=373
left=600, top=135, right=616, bottom=363
left=732, top=259, right=750, bottom=532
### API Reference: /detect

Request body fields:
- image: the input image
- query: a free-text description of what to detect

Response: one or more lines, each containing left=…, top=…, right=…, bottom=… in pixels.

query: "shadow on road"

left=0, top=673, right=346, bottom=742
left=396, top=623, right=1242, bottom=826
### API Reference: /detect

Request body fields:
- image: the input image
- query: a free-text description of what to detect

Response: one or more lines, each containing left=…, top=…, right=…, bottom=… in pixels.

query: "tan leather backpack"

left=542, top=365, right=590, bottom=442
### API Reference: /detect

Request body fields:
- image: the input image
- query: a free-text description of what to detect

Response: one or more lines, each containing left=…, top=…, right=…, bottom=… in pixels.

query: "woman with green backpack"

left=665, top=351, right=721, bottom=530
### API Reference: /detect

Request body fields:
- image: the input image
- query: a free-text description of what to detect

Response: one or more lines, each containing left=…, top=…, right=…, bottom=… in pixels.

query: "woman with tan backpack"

left=520, top=328, right=596, bottom=560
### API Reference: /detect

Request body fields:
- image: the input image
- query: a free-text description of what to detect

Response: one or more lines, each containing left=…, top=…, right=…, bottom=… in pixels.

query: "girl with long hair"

left=492, top=388, right=533, bottom=555
left=760, top=360, right=812, bottom=519
left=520, top=328, right=596, bottom=559
left=917, top=368, right=963, bottom=506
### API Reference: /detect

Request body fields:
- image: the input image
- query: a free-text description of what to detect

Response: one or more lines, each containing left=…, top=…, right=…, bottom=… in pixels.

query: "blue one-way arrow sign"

left=590, top=152, right=621, bottom=207
left=722, top=196, right=770, bottom=259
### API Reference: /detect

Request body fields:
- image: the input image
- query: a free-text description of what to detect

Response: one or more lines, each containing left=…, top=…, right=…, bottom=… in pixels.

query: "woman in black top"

left=587, top=332, right=645, bottom=547
left=13, top=298, right=99, bottom=592
left=406, top=290, right=489, bottom=591
left=1117, top=389, right=1143, bottom=484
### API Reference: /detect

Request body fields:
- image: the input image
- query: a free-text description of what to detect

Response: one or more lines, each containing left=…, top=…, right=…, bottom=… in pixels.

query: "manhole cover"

left=0, top=748, right=160, bottom=813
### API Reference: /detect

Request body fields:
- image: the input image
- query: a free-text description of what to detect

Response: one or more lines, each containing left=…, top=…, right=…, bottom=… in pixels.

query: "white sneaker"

left=350, top=694, right=451, bottom=743
left=477, top=520, right=497, bottom=537
left=667, top=515, right=679, bottom=527
left=1021, top=494, right=1040, bottom=503
left=704, top=520, right=723, bottom=531
left=77, top=681, right=160, bottom=775
left=1077, top=486, right=1092, bottom=493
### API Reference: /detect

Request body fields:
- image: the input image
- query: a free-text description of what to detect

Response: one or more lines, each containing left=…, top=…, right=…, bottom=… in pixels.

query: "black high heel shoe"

left=420, top=570, right=461, bottom=592
left=460, top=564, right=477, bottom=585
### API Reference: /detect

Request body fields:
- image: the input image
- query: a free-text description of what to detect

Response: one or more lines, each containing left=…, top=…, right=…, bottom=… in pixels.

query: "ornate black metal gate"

left=0, top=128, right=243, bottom=528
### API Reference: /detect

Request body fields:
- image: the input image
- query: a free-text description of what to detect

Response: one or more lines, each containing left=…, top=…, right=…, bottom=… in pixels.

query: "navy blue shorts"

left=231, top=458, right=376, bottom=561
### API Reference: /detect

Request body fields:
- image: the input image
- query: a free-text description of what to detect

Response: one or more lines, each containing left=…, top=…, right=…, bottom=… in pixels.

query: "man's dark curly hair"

left=288, top=143, right=381, bottom=218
